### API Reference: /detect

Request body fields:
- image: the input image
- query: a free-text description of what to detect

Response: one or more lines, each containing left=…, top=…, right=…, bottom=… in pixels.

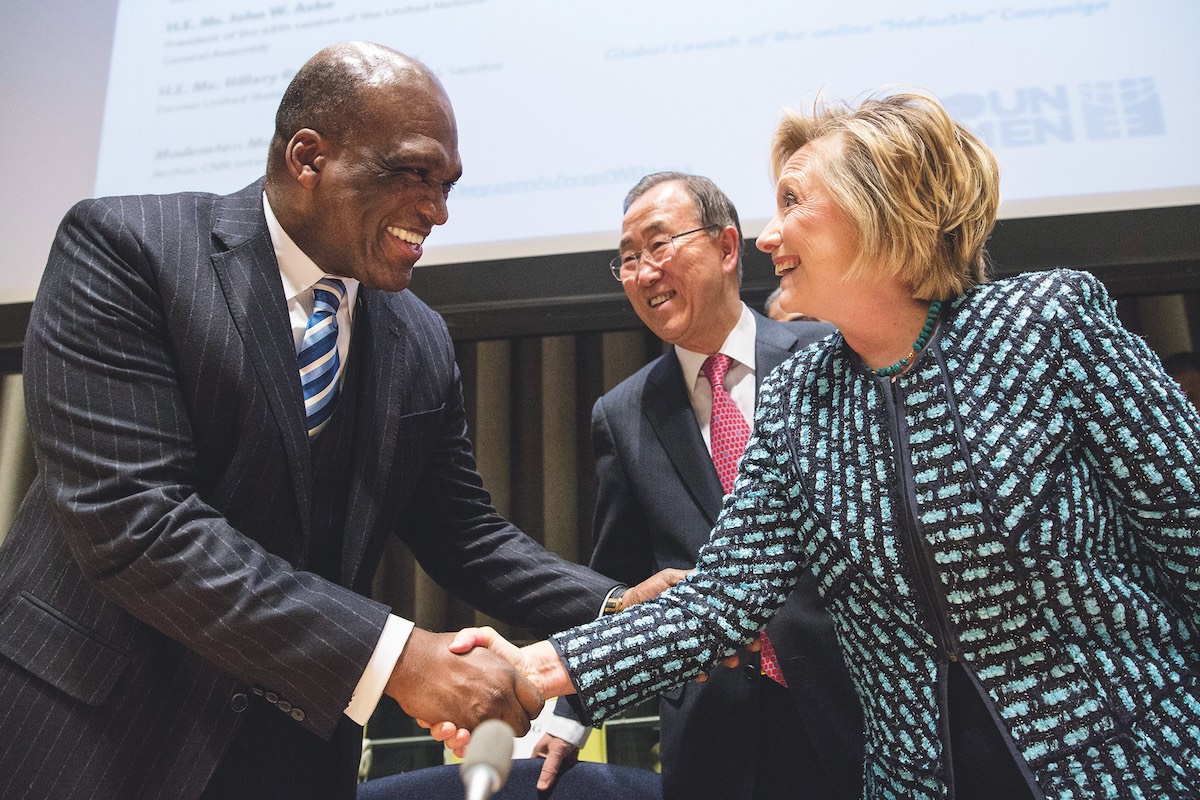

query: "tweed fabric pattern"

left=702, top=352, right=788, bottom=687
left=551, top=270, right=1200, bottom=798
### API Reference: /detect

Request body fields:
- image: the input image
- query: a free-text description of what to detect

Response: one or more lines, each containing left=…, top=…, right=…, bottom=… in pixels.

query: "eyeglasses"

left=609, top=224, right=720, bottom=281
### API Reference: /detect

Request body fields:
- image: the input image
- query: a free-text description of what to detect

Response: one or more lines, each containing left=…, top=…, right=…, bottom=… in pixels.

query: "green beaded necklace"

left=873, top=300, right=942, bottom=379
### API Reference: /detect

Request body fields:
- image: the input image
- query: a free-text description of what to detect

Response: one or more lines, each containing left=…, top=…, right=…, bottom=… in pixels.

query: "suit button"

left=230, top=693, right=249, bottom=713
left=265, top=691, right=280, bottom=704
left=278, top=700, right=293, bottom=713
left=743, top=663, right=758, bottom=681
left=290, top=708, right=306, bottom=722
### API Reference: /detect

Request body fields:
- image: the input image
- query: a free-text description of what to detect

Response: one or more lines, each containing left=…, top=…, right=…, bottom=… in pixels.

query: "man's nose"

left=417, top=190, right=449, bottom=227
left=635, top=258, right=663, bottom=286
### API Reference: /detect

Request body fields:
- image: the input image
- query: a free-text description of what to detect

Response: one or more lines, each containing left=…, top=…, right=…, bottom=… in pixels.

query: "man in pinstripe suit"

left=0, top=42, right=679, bottom=800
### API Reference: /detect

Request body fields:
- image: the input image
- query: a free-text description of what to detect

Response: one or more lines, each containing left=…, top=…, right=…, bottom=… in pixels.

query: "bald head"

left=268, top=42, right=448, bottom=176
left=263, top=41, right=461, bottom=291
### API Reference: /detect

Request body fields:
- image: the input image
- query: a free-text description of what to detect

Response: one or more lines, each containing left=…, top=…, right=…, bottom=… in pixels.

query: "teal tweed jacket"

left=551, top=270, right=1200, bottom=799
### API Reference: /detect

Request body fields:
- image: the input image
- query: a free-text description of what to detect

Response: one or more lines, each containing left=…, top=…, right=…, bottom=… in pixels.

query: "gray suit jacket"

left=0, top=181, right=614, bottom=800
left=585, top=311, right=863, bottom=799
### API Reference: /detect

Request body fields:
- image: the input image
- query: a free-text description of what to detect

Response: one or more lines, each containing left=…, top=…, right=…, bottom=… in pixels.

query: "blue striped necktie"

left=298, top=277, right=347, bottom=438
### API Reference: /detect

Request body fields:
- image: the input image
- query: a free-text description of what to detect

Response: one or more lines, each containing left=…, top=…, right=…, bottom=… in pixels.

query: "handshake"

left=418, top=625, right=564, bottom=756
left=380, top=567, right=690, bottom=756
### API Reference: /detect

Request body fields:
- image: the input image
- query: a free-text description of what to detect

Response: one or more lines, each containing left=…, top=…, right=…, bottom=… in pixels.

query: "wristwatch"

left=601, top=587, right=627, bottom=616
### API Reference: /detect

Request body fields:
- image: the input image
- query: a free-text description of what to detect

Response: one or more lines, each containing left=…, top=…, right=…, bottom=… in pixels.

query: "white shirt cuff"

left=600, top=584, right=627, bottom=617
left=345, top=614, right=413, bottom=725
left=540, top=712, right=593, bottom=747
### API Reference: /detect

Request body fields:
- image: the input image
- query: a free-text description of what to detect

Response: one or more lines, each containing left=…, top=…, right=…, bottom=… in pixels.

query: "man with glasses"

left=534, top=173, right=863, bottom=799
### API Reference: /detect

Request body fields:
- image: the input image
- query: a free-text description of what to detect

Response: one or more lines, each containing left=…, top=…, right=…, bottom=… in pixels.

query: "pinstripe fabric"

left=551, top=270, right=1200, bottom=799
left=0, top=181, right=616, bottom=799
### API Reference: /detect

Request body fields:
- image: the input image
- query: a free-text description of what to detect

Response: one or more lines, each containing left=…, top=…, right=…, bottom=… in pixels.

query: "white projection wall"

left=3, top=0, right=1199, bottom=303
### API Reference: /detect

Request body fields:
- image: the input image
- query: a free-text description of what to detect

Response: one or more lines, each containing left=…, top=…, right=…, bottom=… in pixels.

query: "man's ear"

left=284, top=128, right=325, bottom=188
left=718, top=225, right=741, bottom=276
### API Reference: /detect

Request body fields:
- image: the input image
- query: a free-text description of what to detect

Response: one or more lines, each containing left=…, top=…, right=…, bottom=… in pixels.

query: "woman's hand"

left=417, top=627, right=578, bottom=754
left=447, top=627, right=575, bottom=699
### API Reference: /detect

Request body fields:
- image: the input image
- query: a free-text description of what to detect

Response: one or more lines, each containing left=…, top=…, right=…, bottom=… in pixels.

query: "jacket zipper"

left=884, top=378, right=961, bottom=664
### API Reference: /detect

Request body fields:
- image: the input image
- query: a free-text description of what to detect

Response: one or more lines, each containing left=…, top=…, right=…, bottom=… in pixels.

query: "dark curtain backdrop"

left=368, top=328, right=663, bottom=644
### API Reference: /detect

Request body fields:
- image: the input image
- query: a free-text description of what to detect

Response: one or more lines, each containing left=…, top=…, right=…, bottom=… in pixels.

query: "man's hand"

left=621, top=567, right=691, bottom=608
left=385, top=627, right=543, bottom=742
left=695, top=633, right=762, bottom=682
left=532, top=733, right=580, bottom=791
left=419, top=627, right=578, bottom=754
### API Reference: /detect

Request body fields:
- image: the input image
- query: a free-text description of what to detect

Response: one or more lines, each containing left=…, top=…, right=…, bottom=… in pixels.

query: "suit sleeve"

left=549, top=366, right=814, bottom=724
left=587, top=395, right=657, bottom=584
left=542, top=396, right=659, bottom=736
left=396, top=334, right=617, bottom=636
left=1053, top=270, right=1200, bottom=622
left=23, top=197, right=388, bottom=739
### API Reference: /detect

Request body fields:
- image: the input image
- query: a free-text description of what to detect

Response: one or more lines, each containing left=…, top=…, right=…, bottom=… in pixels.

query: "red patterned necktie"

left=700, top=353, right=787, bottom=687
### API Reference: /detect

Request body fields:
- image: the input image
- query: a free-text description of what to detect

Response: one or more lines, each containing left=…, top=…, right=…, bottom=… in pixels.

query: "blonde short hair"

left=770, top=92, right=999, bottom=300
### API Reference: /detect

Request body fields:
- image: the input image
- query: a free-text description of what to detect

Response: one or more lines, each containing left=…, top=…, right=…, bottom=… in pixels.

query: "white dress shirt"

left=263, top=194, right=412, bottom=726
left=675, top=303, right=759, bottom=451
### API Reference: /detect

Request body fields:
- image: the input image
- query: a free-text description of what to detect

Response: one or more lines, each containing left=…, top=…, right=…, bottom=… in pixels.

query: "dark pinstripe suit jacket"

left=584, top=313, right=863, bottom=799
left=0, top=180, right=614, bottom=799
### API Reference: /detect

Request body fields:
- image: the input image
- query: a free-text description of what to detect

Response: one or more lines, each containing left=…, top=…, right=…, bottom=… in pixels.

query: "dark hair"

left=764, top=286, right=784, bottom=315
left=267, top=42, right=431, bottom=174
left=623, top=172, right=744, bottom=280
left=273, top=57, right=361, bottom=147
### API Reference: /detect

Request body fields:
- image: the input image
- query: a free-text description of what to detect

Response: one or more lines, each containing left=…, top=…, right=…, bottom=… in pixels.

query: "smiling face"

left=618, top=180, right=742, bottom=353
left=273, top=55, right=461, bottom=292
left=756, top=141, right=861, bottom=322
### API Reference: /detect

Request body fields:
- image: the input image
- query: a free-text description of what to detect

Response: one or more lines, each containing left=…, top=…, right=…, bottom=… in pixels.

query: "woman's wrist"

left=522, top=640, right=576, bottom=699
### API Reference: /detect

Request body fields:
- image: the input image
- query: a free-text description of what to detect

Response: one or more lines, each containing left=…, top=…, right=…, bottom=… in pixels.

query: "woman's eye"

left=783, top=192, right=798, bottom=207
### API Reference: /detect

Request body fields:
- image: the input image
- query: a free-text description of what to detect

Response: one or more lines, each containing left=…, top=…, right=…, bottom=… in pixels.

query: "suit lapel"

left=343, top=291, right=408, bottom=587
left=644, top=350, right=725, bottom=527
left=753, top=312, right=801, bottom=391
left=647, top=313, right=804, bottom=529
left=209, top=181, right=314, bottom=525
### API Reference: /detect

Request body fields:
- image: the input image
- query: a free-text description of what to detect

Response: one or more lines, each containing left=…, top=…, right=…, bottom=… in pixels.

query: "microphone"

left=460, top=719, right=515, bottom=800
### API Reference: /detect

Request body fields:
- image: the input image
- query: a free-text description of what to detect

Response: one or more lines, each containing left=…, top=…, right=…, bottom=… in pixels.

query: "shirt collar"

left=675, top=302, right=757, bottom=392
left=263, top=192, right=360, bottom=314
